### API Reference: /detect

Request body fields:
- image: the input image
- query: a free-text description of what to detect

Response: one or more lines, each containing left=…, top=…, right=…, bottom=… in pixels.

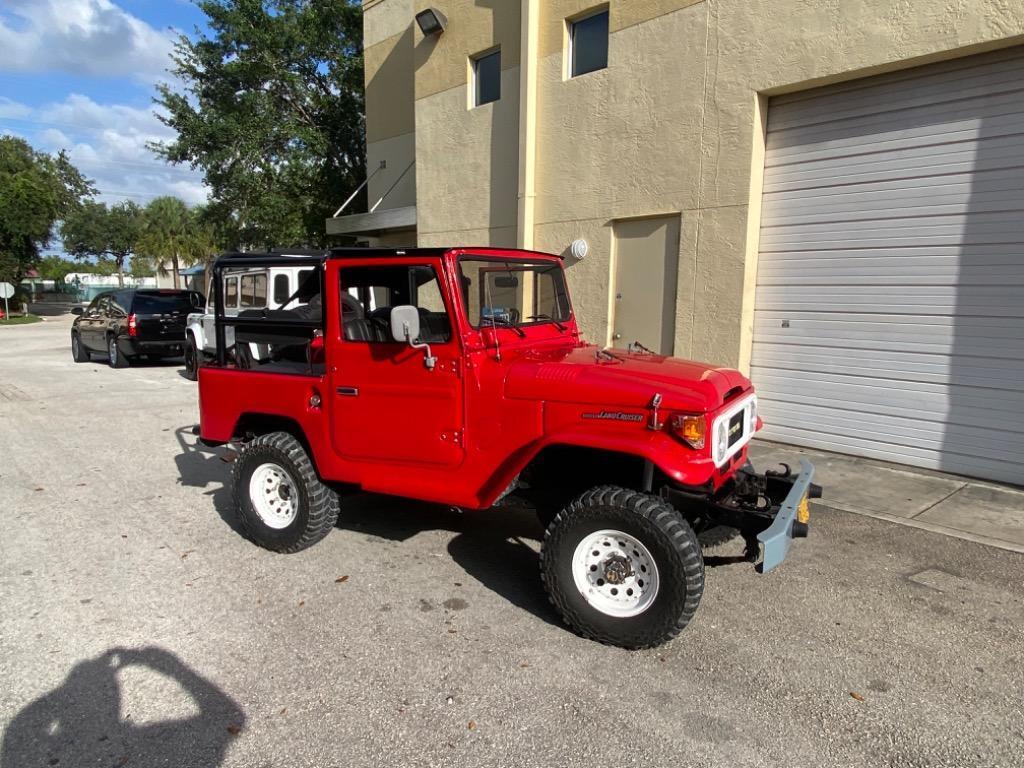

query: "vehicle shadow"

left=172, top=425, right=245, bottom=536
left=0, top=646, right=244, bottom=768
left=170, top=425, right=560, bottom=627
left=339, top=494, right=562, bottom=628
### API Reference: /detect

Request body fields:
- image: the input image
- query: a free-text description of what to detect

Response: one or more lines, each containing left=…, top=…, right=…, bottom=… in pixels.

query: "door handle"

left=336, top=386, right=359, bottom=396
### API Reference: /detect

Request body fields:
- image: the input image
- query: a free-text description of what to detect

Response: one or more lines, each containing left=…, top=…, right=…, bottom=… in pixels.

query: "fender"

left=475, top=428, right=729, bottom=509
left=186, top=313, right=206, bottom=351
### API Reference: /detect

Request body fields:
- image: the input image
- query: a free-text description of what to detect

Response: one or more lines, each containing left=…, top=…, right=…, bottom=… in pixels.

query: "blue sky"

left=0, top=0, right=211, bottom=207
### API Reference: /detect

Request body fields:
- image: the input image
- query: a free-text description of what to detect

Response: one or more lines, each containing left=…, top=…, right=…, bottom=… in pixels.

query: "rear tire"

left=71, top=332, right=89, bottom=363
left=108, top=335, right=130, bottom=368
left=231, top=431, right=339, bottom=553
left=540, top=486, right=704, bottom=649
left=184, top=335, right=200, bottom=381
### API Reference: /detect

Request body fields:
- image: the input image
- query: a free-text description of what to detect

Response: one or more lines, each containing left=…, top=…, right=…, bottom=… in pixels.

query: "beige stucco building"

left=329, top=0, right=1024, bottom=485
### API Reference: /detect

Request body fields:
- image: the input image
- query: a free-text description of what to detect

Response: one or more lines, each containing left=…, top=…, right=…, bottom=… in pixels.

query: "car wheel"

left=71, top=332, right=90, bottom=363
left=540, top=485, right=704, bottom=649
left=697, top=525, right=740, bottom=549
left=108, top=335, right=130, bottom=368
left=231, top=431, right=340, bottom=553
left=183, top=335, right=199, bottom=381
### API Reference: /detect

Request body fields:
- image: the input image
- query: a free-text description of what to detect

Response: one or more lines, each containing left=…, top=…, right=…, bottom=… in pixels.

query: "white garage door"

left=752, top=47, right=1024, bottom=485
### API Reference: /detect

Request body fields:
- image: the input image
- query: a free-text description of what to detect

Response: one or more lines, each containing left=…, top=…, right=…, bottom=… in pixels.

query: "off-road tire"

left=183, top=335, right=200, bottom=381
left=107, top=334, right=130, bottom=368
left=71, top=332, right=89, bottom=363
left=231, top=431, right=339, bottom=553
left=698, top=525, right=740, bottom=549
left=540, top=486, right=704, bottom=649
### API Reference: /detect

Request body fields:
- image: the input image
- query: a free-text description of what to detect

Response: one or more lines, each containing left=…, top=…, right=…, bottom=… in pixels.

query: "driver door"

left=327, top=259, right=464, bottom=468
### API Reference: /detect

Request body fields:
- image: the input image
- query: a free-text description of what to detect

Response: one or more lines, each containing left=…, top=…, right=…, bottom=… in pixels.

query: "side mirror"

left=390, top=304, right=420, bottom=344
left=390, top=305, right=436, bottom=371
left=71, top=307, right=83, bottom=316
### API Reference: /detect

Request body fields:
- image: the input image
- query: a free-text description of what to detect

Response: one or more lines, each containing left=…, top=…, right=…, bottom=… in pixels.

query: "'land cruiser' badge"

left=582, top=411, right=645, bottom=423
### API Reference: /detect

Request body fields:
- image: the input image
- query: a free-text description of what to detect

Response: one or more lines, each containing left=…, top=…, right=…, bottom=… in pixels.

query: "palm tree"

left=137, top=197, right=212, bottom=289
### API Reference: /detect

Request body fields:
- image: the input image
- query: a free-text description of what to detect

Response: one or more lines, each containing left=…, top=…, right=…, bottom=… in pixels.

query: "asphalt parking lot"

left=2, top=317, right=1023, bottom=768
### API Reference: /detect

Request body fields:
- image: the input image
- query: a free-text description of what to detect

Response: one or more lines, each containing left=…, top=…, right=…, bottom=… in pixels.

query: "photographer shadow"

left=1, top=646, right=245, bottom=768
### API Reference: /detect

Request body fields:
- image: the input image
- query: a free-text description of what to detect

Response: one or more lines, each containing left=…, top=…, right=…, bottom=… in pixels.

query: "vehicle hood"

left=504, top=345, right=751, bottom=412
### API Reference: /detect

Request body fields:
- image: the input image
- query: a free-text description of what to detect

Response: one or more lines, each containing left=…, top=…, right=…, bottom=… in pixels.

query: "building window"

left=569, top=8, right=609, bottom=77
left=472, top=48, right=501, bottom=106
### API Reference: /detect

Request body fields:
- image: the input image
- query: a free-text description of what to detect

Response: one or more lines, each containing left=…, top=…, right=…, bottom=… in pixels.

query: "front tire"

left=71, top=332, right=89, bottom=363
left=231, top=431, right=340, bottom=553
left=540, top=486, right=704, bottom=649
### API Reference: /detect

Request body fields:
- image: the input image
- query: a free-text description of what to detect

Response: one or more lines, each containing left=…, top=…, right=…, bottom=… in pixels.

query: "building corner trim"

left=516, top=0, right=539, bottom=250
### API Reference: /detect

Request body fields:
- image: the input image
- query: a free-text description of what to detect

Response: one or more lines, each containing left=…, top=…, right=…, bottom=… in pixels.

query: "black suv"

left=71, top=289, right=205, bottom=368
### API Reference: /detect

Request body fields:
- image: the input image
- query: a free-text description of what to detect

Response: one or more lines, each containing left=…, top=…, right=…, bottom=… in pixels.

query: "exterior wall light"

left=416, top=8, right=447, bottom=36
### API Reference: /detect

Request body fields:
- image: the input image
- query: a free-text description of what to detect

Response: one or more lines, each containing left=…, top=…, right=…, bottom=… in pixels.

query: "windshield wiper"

left=527, top=314, right=568, bottom=332
left=487, top=315, right=526, bottom=337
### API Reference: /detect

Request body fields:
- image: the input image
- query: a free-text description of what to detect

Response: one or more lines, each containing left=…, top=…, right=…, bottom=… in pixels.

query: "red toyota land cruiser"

left=197, top=247, right=820, bottom=649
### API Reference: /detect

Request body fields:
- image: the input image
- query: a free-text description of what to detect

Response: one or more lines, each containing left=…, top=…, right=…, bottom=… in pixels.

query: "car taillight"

left=669, top=413, right=706, bottom=450
left=128, top=313, right=137, bottom=337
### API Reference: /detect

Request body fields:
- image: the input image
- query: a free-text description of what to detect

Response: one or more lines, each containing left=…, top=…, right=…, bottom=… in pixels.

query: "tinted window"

left=131, top=292, right=197, bottom=314
left=110, top=292, right=131, bottom=315
left=339, top=265, right=451, bottom=343
left=459, top=258, right=571, bottom=328
left=273, top=274, right=290, bottom=305
left=474, top=49, right=501, bottom=106
left=571, top=10, right=609, bottom=77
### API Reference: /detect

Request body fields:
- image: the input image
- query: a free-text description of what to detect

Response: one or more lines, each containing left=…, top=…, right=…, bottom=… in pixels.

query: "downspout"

left=516, top=0, right=539, bottom=250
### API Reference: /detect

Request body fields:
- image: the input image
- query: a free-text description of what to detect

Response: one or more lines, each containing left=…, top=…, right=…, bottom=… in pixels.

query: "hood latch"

left=648, top=393, right=663, bottom=431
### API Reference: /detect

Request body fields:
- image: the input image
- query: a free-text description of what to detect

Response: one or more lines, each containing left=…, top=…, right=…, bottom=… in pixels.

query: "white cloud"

left=2, top=94, right=209, bottom=207
left=0, top=0, right=176, bottom=82
left=0, top=97, right=32, bottom=119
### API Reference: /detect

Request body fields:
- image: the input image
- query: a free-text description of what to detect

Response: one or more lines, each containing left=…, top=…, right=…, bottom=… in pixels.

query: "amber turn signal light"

left=670, top=413, right=706, bottom=450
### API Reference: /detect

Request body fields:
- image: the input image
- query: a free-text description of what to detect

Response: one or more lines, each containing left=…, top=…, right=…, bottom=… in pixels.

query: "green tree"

left=137, top=197, right=215, bottom=289
left=153, top=0, right=365, bottom=249
left=62, top=200, right=144, bottom=287
left=36, top=255, right=77, bottom=282
left=0, top=136, right=94, bottom=285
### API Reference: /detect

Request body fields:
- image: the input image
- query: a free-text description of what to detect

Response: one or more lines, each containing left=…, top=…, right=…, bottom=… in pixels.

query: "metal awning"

left=179, top=264, right=206, bottom=276
left=325, top=205, right=417, bottom=237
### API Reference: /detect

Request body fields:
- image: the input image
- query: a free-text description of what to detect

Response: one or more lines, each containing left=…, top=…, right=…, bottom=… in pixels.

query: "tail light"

left=128, top=313, right=138, bottom=337
left=669, top=413, right=706, bottom=450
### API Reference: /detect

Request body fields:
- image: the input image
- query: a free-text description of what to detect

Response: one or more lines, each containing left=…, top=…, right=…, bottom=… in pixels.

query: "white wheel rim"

left=249, top=462, right=299, bottom=529
left=571, top=529, right=660, bottom=618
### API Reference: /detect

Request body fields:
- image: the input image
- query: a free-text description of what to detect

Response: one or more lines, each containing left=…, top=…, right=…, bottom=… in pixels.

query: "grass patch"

left=0, top=314, right=42, bottom=326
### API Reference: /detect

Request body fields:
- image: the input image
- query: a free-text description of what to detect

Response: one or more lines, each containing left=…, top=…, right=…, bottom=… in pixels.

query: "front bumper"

left=756, top=458, right=815, bottom=574
left=661, top=458, right=819, bottom=574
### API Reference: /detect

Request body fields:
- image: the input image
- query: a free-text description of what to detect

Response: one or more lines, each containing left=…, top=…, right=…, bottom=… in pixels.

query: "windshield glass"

left=458, top=258, right=571, bottom=328
left=132, top=292, right=202, bottom=314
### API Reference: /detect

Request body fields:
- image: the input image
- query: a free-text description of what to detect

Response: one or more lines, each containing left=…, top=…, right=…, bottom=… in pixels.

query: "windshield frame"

left=456, top=255, right=573, bottom=331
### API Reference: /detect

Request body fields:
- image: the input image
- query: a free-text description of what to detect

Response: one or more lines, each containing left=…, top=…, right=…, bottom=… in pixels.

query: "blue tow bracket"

left=756, top=458, right=815, bottom=574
